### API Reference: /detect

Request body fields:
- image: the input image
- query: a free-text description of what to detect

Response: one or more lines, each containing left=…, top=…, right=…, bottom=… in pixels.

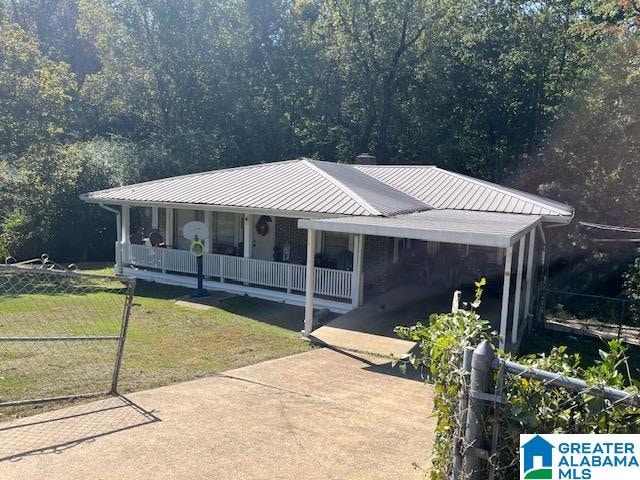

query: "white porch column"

left=499, top=245, right=513, bottom=350
left=243, top=213, right=253, bottom=258
left=151, top=206, right=159, bottom=230
left=511, top=237, right=526, bottom=345
left=351, top=234, right=365, bottom=308
left=304, top=229, right=317, bottom=336
left=523, top=229, right=536, bottom=322
left=165, top=208, right=174, bottom=247
left=204, top=210, right=213, bottom=253
left=121, top=205, right=130, bottom=246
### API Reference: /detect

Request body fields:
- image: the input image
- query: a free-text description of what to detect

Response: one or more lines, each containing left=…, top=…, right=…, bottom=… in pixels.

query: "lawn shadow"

left=0, top=395, right=160, bottom=462
left=215, top=295, right=306, bottom=332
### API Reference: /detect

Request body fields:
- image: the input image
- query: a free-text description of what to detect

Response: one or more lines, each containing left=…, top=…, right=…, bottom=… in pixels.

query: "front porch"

left=118, top=243, right=354, bottom=313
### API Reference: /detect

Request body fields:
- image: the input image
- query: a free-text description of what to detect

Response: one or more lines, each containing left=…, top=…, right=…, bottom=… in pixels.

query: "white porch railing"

left=119, top=243, right=352, bottom=300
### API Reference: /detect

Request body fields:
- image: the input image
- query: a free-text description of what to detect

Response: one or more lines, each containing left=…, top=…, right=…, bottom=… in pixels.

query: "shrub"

left=623, top=257, right=640, bottom=324
left=395, top=280, right=640, bottom=480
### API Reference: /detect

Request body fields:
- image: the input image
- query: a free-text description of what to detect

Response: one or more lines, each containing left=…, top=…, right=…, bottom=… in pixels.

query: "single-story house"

left=80, top=155, right=573, bottom=349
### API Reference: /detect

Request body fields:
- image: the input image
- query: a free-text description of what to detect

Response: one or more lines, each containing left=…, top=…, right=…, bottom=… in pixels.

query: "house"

left=80, top=155, right=573, bottom=349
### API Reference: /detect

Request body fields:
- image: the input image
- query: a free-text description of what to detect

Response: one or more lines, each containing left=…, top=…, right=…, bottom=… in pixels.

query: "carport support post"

left=304, top=229, right=317, bottom=336
left=511, top=237, right=526, bottom=345
left=351, top=234, right=364, bottom=308
left=523, top=229, right=536, bottom=323
left=499, top=246, right=513, bottom=350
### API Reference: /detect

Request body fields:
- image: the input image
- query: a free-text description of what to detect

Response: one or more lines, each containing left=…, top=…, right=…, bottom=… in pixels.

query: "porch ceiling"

left=298, top=209, right=542, bottom=248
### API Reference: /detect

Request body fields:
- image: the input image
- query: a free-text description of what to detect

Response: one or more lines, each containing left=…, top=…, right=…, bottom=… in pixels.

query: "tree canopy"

left=0, top=0, right=638, bottom=289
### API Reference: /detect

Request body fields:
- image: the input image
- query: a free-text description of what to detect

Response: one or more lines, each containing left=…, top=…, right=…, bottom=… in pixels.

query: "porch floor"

left=310, top=283, right=503, bottom=357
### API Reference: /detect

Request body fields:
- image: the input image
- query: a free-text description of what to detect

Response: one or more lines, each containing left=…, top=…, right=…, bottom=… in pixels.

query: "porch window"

left=174, top=209, right=203, bottom=250
left=213, top=212, right=237, bottom=247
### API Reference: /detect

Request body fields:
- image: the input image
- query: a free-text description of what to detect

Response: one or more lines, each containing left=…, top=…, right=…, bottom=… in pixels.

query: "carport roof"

left=298, top=209, right=541, bottom=248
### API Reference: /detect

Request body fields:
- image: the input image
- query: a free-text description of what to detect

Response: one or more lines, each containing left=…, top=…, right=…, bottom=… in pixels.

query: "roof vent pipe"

left=354, top=153, right=377, bottom=165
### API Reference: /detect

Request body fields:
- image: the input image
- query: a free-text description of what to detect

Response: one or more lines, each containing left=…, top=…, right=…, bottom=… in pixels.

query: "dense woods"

left=0, top=0, right=639, bottom=296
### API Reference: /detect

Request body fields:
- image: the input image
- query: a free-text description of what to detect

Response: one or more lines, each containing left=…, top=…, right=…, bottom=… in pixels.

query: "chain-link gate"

left=453, top=341, right=640, bottom=480
left=0, top=258, right=135, bottom=417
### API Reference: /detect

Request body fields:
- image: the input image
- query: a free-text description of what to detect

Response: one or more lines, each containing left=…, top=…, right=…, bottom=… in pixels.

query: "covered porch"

left=114, top=205, right=356, bottom=313
left=299, top=210, right=546, bottom=350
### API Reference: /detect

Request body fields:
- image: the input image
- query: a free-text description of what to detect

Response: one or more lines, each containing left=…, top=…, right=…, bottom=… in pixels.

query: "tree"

left=0, top=13, right=75, bottom=158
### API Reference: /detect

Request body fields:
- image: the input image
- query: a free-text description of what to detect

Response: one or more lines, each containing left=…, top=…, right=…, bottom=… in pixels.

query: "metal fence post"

left=462, top=340, right=495, bottom=479
left=452, top=346, right=473, bottom=480
left=111, top=278, right=136, bottom=395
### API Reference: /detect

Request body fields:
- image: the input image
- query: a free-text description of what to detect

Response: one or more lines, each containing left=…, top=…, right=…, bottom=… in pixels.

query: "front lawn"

left=0, top=262, right=312, bottom=420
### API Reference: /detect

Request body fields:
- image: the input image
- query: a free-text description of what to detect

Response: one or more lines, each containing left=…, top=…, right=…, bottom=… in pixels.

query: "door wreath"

left=256, top=219, right=269, bottom=236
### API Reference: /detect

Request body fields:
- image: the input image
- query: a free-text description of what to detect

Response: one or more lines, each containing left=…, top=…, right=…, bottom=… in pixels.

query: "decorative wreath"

left=256, top=220, right=269, bottom=236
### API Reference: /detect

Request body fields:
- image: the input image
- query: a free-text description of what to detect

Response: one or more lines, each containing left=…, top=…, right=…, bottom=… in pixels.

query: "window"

left=323, top=232, right=350, bottom=259
left=213, top=212, right=237, bottom=246
left=174, top=209, right=198, bottom=250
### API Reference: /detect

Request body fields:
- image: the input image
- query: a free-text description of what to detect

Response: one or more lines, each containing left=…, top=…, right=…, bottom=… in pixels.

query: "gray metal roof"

left=355, top=165, right=572, bottom=218
left=81, top=159, right=428, bottom=217
left=299, top=210, right=542, bottom=247
left=82, top=158, right=572, bottom=221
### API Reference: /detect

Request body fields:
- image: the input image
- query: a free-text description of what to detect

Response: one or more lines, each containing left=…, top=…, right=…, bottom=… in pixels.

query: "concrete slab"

left=0, top=348, right=435, bottom=480
left=310, top=283, right=503, bottom=356
left=174, top=291, right=237, bottom=310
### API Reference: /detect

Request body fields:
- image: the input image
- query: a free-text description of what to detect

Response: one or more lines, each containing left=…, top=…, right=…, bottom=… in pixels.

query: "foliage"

left=0, top=0, right=637, bottom=271
left=0, top=13, right=75, bottom=158
left=394, top=279, right=494, bottom=478
left=395, top=281, right=640, bottom=479
left=623, top=257, right=640, bottom=323
left=0, top=139, right=139, bottom=260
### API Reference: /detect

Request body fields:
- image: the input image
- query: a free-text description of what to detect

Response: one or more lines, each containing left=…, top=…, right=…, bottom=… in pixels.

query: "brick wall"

left=363, top=235, right=395, bottom=294
left=276, top=220, right=395, bottom=294
left=274, top=217, right=308, bottom=262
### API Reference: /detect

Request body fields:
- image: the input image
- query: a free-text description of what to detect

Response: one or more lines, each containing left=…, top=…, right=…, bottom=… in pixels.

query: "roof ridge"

left=431, top=167, right=572, bottom=215
left=355, top=164, right=436, bottom=169
left=302, top=159, right=381, bottom=216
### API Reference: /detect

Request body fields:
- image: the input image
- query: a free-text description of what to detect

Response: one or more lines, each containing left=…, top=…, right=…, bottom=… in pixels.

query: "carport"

left=300, top=209, right=545, bottom=350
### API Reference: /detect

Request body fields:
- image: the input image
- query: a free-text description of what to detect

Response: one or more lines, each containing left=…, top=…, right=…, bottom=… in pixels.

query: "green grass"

left=1, top=262, right=312, bottom=420
left=520, top=328, right=640, bottom=377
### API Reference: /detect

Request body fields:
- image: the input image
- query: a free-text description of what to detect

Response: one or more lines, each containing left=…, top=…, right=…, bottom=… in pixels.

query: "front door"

left=252, top=216, right=276, bottom=260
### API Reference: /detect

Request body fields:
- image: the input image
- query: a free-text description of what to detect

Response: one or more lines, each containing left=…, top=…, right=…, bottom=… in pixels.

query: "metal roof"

left=299, top=210, right=542, bottom=248
left=355, top=165, right=573, bottom=218
left=81, top=158, right=572, bottom=221
left=81, top=159, right=428, bottom=217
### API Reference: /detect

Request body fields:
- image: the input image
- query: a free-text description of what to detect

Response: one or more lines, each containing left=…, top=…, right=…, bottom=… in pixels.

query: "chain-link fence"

left=542, top=288, right=640, bottom=345
left=453, top=341, right=640, bottom=480
left=0, top=260, right=135, bottom=419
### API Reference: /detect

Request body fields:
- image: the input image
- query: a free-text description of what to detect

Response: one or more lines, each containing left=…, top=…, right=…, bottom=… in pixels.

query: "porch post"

left=151, top=206, right=159, bottom=230
left=165, top=208, right=174, bottom=247
left=351, top=234, right=364, bottom=308
left=121, top=205, right=130, bottom=245
left=119, top=205, right=130, bottom=274
left=499, top=245, right=513, bottom=350
left=304, top=229, right=317, bottom=336
left=523, top=229, right=536, bottom=323
left=511, top=237, right=526, bottom=345
left=243, top=213, right=252, bottom=258
left=204, top=210, right=213, bottom=253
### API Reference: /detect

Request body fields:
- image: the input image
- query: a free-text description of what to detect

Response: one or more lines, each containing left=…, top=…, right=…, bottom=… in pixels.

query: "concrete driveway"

left=1, top=348, right=435, bottom=480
